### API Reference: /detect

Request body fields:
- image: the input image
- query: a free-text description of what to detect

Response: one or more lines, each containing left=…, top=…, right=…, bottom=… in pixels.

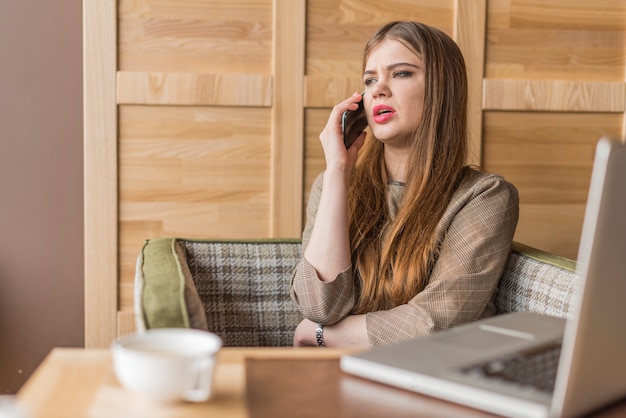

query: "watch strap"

left=315, top=323, right=326, bottom=347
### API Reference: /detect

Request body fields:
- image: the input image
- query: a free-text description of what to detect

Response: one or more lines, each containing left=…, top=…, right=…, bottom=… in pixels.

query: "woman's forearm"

left=294, top=315, right=369, bottom=349
left=303, top=167, right=353, bottom=282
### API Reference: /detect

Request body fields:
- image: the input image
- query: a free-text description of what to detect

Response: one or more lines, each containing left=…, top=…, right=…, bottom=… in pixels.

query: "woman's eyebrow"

left=363, top=62, right=421, bottom=76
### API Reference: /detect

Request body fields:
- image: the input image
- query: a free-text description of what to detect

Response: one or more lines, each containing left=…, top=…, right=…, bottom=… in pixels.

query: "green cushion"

left=512, top=241, right=577, bottom=273
left=135, top=237, right=208, bottom=331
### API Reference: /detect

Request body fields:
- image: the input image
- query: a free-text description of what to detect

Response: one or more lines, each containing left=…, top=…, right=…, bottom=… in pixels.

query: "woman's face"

left=363, top=38, right=425, bottom=148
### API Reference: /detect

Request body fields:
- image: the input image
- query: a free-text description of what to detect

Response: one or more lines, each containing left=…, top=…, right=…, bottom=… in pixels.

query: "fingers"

left=322, top=92, right=365, bottom=140
left=335, top=91, right=364, bottom=115
left=318, top=92, right=366, bottom=174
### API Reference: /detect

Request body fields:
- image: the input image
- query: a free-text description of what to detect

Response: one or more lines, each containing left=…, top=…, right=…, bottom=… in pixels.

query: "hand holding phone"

left=341, top=92, right=368, bottom=148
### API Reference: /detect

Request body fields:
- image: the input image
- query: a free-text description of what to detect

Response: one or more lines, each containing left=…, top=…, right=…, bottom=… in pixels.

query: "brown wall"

left=0, top=0, right=84, bottom=393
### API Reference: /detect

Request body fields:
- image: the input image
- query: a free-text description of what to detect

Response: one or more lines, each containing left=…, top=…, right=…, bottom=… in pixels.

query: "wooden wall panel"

left=483, top=80, right=625, bottom=112
left=485, top=0, right=626, bottom=80
left=483, top=112, right=624, bottom=258
left=306, top=0, right=453, bottom=76
left=270, top=0, right=306, bottom=237
left=114, top=0, right=280, bottom=317
left=305, top=0, right=454, bottom=98
left=118, top=105, right=272, bottom=309
left=118, top=0, right=273, bottom=73
left=117, top=72, right=273, bottom=106
left=482, top=0, right=626, bottom=259
left=84, top=0, right=118, bottom=348
left=304, top=108, right=332, bottom=205
left=455, top=0, right=487, bottom=165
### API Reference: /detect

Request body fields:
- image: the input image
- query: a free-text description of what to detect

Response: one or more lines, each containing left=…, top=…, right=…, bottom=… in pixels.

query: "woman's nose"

left=370, top=78, right=391, bottom=98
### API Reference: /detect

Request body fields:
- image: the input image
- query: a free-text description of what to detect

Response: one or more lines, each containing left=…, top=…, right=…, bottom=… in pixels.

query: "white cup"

left=112, top=328, right=222, bottom=403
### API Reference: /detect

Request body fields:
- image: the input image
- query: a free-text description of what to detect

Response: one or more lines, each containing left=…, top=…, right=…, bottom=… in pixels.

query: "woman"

left=291, top=21, right=519, bottom=349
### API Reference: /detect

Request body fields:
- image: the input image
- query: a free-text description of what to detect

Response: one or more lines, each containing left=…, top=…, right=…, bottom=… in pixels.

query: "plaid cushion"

left=495, top=243, right=579, bottom=318
left=182, top=239, right=303, bottom=347
left=137, top=239, right=578, bottom=346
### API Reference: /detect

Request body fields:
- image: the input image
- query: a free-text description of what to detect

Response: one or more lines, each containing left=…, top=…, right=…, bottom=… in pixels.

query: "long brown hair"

left=348, top=21, right=469, bottom=313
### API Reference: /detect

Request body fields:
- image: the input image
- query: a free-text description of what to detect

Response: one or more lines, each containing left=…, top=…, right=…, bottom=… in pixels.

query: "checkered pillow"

left=183, top=239, right=304, bottom=347
left=495, top=243, right=580, bottom=318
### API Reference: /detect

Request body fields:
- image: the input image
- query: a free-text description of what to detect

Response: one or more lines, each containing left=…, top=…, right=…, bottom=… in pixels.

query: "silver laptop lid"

left=550, top=138, right=626, bottom=417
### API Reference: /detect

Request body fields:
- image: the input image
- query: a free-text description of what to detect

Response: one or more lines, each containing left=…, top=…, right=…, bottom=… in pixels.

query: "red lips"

left=372, top=104, right=395, bottom=124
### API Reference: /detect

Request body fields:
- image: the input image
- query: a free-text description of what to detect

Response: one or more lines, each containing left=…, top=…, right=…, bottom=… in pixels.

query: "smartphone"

left=341, top=93, right=368, bottom=148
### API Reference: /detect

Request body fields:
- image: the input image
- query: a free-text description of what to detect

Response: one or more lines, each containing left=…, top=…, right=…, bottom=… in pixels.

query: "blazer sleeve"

left=366, top=174, right=519, bottom=347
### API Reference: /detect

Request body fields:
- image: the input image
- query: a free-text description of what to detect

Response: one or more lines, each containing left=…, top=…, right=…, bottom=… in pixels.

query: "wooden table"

left=15, top=347, right=626, bottom=418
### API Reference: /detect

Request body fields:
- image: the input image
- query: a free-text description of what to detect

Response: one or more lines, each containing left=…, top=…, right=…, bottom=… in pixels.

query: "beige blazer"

left=290, top=168, right=520, bottom=348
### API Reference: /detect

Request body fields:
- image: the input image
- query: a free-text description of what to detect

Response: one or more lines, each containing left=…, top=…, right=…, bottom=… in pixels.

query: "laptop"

left=340, top=137, right=626, bottom=418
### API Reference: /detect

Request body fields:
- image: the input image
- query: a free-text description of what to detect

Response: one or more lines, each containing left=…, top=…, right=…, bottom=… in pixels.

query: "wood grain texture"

left=486, top=0, right=626, bottom=80
left=455, top=0, right=487, bottom=166
left=246, top=358, right=498, bottom=418
left=483, top=80, right=625, bottom=112
left=516, top=204, right=586, bottom=260
left=18, top=348, right=626, bottom=418
left=118, top=105, right=272, bottom=308
left=482, top=111, right=624, bottom=259
left=117, top=72, right=273, bottom=106
left=118, top=0, right=273, bottom=73
left=306, top=0, right=454, bottom=75
left=270, top=0, right=305, bottom=237
left=304, top=75, right=364, bottom=108
left=84, top=0, right=118, bottom=349
left=13, top=348, right=349, bottom=418
left=303, top=109, right=329, bottom=212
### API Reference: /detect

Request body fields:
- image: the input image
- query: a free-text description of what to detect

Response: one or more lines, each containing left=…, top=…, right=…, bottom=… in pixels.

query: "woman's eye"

left=364, top=78, right=377, bottom=86
left=393, top=71, right=413, bottom=78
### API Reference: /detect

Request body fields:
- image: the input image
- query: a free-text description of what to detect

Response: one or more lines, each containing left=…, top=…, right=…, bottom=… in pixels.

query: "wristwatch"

left=315, top=323, right=326, bottom=347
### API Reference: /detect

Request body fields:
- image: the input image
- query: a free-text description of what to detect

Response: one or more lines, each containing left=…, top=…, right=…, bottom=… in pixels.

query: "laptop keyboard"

left=460, top=342, right=562, bottom=394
